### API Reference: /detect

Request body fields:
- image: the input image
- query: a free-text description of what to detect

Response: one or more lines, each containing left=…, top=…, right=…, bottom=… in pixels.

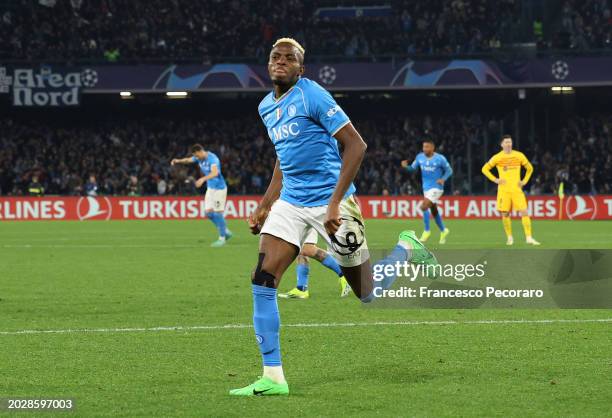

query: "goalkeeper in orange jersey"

left=481, top=135, right=540, bottom=246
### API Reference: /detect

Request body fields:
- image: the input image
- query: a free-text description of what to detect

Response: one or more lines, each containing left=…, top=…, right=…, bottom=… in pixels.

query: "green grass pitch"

left=1, top=219, right=611, bottom=417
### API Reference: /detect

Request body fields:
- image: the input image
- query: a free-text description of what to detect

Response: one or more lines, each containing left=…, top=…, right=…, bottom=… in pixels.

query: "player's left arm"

left=437, top=157, right=453, bottom=185
left=195, top=164, right=219, bottom=188
left=326, top=123, right=367, bottom=234
left=305, top=83, right=365, bottom=234
left=519, top=153, right=534, bottom=187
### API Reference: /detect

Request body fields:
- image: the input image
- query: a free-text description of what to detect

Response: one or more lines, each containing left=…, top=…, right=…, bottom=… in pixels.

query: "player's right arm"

left=249, top=159, right=282, bottom=234
left=481, top=155, right=502, bottom=185
left=401, top=158, right=419, bottom=173
left=171, top=157, right=194, bottom=166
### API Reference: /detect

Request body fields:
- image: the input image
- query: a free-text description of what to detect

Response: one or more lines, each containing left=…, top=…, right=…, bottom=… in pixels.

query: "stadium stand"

left=1, top=113, right=610, bottom=196
left=1, top=0, right=526, bottom=61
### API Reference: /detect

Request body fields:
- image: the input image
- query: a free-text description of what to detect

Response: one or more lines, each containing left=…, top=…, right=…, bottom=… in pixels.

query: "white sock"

left=263, top=365, right=286, bottom=384
left=218, top=236, right=226, bottom=241
left=398, top=241, right=409, bottom=250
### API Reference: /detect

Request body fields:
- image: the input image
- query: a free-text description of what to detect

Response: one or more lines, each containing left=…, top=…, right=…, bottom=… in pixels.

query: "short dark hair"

left=501, top=134, right=512, bottom=143
left=422, top=137, right=435, bottom=146
left=191, top=144, right=204, bottom=153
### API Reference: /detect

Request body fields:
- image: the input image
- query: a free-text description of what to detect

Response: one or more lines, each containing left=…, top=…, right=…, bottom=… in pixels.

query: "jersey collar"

left=272, top=78, right=301, bottom=103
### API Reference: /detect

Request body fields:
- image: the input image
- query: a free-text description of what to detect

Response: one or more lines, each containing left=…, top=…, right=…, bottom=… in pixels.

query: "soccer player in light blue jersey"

left=230, top=38, right=438, bottom=397
left=401, top=138, right=453, bottom=244
left=278, top=231, right=352, bottom=300
left=171, top=144, right=232, bottom=247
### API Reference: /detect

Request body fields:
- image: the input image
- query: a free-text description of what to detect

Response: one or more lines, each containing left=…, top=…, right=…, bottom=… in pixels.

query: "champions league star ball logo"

left=551, top=61, right=569, bottom=81
left=318, top=65, right=336, bottom=85
left=80, top=69, right=99, bottom=87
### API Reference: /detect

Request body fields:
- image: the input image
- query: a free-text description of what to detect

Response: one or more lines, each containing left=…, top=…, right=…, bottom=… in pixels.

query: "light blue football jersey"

left=408, top=152, right=453, bottom=191
left=258, top=77, right=355, bottom=207
left=192, top=151, right=227, bottom=190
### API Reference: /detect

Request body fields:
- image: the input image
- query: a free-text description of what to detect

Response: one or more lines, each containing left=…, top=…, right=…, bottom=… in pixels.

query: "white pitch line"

left=1, top=318, right=610, bottom=336
left=1, top=244, right=252, bottom=249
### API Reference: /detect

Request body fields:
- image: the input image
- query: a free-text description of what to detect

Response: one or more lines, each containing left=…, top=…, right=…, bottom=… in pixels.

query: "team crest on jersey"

left=276, top=108, right=282, bottom=120
left=288, top=104, right=296, bottom=117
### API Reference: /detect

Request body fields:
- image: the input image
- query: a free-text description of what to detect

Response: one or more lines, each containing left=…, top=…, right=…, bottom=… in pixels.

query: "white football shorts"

left=423, top=188, right=444, bottom=204
left=260, top=195, right=369, bottom=267
left=303, top=228, right=319, bottom=245
left=204, top=187, right=227, bottom=212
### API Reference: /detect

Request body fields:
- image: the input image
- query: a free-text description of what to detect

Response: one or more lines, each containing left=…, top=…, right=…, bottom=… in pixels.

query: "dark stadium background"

left=1, top=1, right=612, bottom=416
left=0, top=0, right=611, bottom=199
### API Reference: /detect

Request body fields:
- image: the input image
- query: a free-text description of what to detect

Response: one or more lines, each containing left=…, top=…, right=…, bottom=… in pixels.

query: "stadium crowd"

left=0, top=0, right=522, bottom=61
left=550, top=0, right=612, bottom=51
left=1, top=113, right=610, bottom=197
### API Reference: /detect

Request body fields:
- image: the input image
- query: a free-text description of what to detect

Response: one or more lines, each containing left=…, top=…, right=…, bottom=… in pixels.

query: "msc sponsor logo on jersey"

left=269, top=122, right=300, bottom=141
left=326, top=104, right=341, bottom=117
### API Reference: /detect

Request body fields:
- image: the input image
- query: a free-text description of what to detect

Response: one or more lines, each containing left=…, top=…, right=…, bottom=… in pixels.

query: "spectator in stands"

left=0, top=112, right=610, bottom=197
left=0, top=0, right=526, bottom=61
left=85, top=175, right=98, bottom=196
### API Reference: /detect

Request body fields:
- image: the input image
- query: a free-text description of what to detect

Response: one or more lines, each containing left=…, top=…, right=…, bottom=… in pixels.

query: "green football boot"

left=278, top=287, right=309, bottom=299
left=229, top=376, right=289, bottom=396
left=398, top=230, right=439, bottom=269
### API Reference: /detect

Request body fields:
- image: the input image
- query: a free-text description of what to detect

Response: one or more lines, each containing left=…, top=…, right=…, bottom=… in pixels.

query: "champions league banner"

left=1, top=58, right=612, bottom=98
left=1, top=57, right=611, bottom=96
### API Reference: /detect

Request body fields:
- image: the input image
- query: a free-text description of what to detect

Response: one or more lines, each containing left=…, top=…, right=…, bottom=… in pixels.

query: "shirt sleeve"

left=191, top=156, right=198, bottom=163
left=209, top=154, right=220, bottom=166
left=441, top=156, right=453, bottom=180
left=305, top=83, right=350, bottom=136
left=520, top=153, right=534, bottom=184
left=481, top=154, right=498, bottom=182
left=406, top=157, right=419, bottom=173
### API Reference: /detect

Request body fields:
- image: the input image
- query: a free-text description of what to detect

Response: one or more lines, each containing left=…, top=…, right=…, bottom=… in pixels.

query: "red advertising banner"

left=0, top=195, right=611, bottom=221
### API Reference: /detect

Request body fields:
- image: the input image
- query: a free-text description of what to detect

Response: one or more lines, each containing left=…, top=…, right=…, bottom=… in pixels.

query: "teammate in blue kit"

left=401, top=138, right=453, bottom=244
left=278, top=233, right=352, bottom=299
left=171, top=144, right=232, bottom=247
left=230, top=38, right=438, bottom=396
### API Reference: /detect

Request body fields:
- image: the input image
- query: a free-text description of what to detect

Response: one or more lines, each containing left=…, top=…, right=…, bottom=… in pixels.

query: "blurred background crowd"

left=1, top=112, right=610, bottom=197
left=1, top=0, right=611, bottom=62
left=1, top=0, right=611, bottom=198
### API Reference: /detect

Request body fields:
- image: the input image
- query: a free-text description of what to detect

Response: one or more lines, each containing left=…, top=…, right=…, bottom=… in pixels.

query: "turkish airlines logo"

left=565, top=195, right=597, bottom=220
left=76, top=196, right=112, bottom=220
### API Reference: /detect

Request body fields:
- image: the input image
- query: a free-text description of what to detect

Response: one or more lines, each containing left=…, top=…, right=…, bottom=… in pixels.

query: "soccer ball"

left=81, top=69, right=99, bottom=87
left=328, top=216, right=365, bottom=256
